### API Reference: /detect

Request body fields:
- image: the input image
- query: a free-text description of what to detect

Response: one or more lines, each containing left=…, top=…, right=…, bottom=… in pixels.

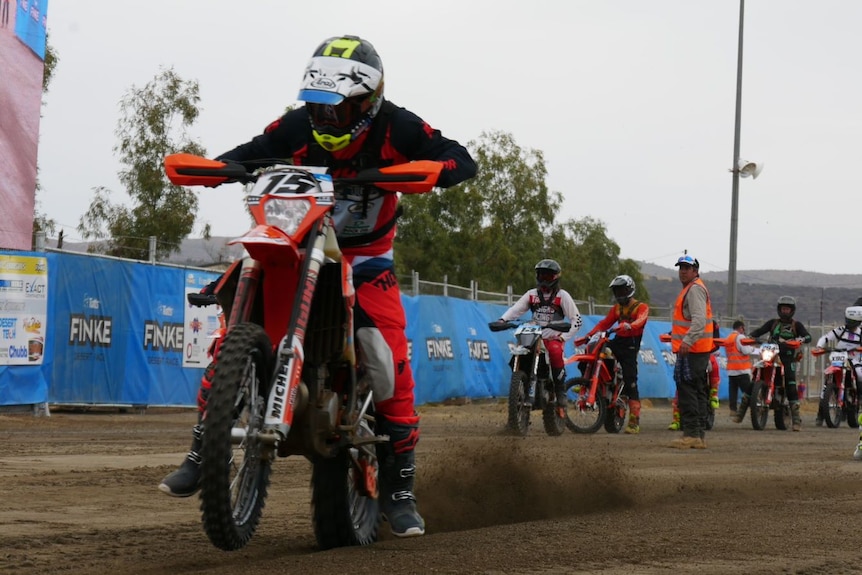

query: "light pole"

left=727, top=0, right=762, bottom=319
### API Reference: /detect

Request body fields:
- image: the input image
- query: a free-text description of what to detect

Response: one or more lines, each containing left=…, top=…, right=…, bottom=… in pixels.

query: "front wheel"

left=507, top=372, right=531, bottom=436
left=823, top=380, right=842, bottom=428
left=199, top=323, right=273, bottom=551
left=750, top=381, right=769, bottom=431
left=564, top=378, right=606, bottom=434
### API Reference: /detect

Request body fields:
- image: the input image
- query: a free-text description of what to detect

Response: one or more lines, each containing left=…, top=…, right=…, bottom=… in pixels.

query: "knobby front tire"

left=508, top=371, right=531, bottom=436
left=199, top=323, right=273, bottom=551
left=564, top=378, right=605, bottom=434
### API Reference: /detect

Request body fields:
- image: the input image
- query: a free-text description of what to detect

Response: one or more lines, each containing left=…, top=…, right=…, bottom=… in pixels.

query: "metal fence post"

left=148, top=236, right=157, bottom=264
left=443, top=274, right=448, bottom=297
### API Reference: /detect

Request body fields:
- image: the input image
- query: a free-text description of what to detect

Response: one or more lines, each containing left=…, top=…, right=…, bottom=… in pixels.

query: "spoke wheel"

left=507, top=372, right=531, bottom=436
left=564, top=378, right=605, bottom=434
left=750, top=381, right=769, bottom=431
left=199, top=323, right=273, bottom=551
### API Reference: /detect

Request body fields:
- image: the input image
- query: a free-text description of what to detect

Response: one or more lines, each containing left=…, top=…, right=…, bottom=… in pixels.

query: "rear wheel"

left=750, top=381, right=769, bottom=431
left=564, top=378, right=605, bottom=434
left=311, top=440, right=380, bottom=549
left=846, top=387, right=859, bottom=428
left=603, top=394, right=627, bottom=434
left=507, top=371, right=531, bottom=436
left=773, top=393, right=790, bottom=431
left=199, top=323, right=273, bottom=551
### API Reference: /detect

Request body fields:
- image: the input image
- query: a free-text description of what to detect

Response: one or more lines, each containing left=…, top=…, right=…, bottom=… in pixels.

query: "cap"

left=674, top=254, right=700, bottom=269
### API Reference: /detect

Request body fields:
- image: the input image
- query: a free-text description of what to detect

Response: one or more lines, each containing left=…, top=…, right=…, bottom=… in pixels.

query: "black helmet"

left=776, top=295, right=796, bottom=321
left=845, top=306, right=862, bottom=330
left=535, top=259, right=561, bottom=292
left=298, top=35, right=385, bottom=152
left=609, top=275, right=635, bottom=305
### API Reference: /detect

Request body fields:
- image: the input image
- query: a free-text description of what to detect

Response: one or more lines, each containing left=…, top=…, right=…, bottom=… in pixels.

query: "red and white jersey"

left=500, top=288, right=582, bottom=342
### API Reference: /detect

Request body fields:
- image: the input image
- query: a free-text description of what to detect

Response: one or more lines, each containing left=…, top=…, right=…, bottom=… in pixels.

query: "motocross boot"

left=625, top=399, right=641, bottom=434
left=790, top=401, right=802, bottom=432
left=377, top=421, right=425, bottom=537
left=855, top=415, right=862, bottom=460
left=709, top=386, right=720, bottom=410
left=732, top=394, right=750, bottom=424
left=159, top=423, right=203, bottom=497
left=815, top=400, right=825, bottom=426
left=667, top=403, right=680, bottom=431
left=554, top=369, right=568, bottom=417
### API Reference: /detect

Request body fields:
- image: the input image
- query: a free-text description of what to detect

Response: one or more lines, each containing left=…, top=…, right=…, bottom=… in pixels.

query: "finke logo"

left=639, top=349, right=659, bottom=365
left=143, top=321, right=184, bottom=352
left=69, top=314, right=113, bottom=348
left=426, top=337, right=454, bottom=360
left=83, top=296, right=101, bottom=310
left=467, top=340, right=491, bottom=361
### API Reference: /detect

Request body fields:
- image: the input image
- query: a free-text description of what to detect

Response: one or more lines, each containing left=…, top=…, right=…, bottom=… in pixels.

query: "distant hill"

left=45, top=238, right=860, bottom=326
left=639, top=262, right=860, bottom=327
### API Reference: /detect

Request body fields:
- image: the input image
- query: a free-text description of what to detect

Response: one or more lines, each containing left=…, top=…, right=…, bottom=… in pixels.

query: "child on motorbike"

left=813, top=306, right=862, bottom=427
left=158, top=34, right=477, bottom=539
left=748, top=296, right=812, bottom=431
left=583, top=275, right=648, bottom=434
left=491, top=260, right=582, bottom=415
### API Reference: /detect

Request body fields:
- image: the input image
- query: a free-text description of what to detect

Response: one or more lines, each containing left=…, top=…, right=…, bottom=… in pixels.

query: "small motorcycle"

left=489, top=320, right=572, bottom=436
left=811, top=346, right=862, bottom=429
left=745, top=338, right=801, bottom=431
left=564, top=329, right=628, bottom=434
left=165, top=154, right=441, bottom=551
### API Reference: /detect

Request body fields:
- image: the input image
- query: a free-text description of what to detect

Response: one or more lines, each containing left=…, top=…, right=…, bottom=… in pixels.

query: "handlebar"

left=488, top=320, right=572, bottom=333
left=812, top=346, right=862, bottom=356
left=164, top=153, right=443, bottom=194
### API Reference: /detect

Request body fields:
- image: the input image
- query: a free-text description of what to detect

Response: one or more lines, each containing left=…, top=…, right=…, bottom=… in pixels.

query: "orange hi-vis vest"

left=724, top=331, right=752, bottom=372
left=671, top=278, right=714, bottom=353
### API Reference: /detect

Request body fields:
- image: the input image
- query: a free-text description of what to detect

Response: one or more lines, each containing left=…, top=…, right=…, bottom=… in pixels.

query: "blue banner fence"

left=0, top=250, right=726, bottom=408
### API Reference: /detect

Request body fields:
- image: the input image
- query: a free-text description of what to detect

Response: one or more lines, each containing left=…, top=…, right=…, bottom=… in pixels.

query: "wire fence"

left=400, top=270, right=842, bottom=399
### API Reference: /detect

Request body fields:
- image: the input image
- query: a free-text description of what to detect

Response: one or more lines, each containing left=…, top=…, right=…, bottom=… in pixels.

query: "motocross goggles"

left=307, top=95, right=374, bottom=131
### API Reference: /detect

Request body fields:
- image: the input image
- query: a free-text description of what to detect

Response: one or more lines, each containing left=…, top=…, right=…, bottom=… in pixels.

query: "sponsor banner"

left=15, top=0, right=48, bottom=59
left=49, top=253, right=205, bottom=406
left=182, top=271, right=222, bottom=368
left=0, top=254, right=47, bottom=366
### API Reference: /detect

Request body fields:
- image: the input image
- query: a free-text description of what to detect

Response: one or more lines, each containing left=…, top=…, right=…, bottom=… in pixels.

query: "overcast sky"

left=37, top=1, right=861, bottom=281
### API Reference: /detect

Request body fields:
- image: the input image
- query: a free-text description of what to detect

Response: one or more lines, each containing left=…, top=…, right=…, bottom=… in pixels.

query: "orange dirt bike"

left=811, top=346, right=862, bottom=429
left=744, top=338, right=802, bottom=431
left=164, top=153, right=441, bottom=551
left=563, top=328, right=628, bottom=434
left=489, top=320, right=572, bottom=436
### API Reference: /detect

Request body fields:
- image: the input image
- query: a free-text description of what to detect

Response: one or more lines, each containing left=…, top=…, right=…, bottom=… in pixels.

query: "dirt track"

left=2, top=400, right=861, bottom=575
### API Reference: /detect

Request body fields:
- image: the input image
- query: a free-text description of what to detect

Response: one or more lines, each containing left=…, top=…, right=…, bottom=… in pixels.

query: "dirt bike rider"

left=747, top=295, right=812, bottom=431
left=583, top=274, right=649, bottom=434
left=814, top=306, right=862, bottom=426
left=728, top=320, right=759, bottom=424
left=491, top=260, right=582, bottom=413
left=158, top=35, right=477, bottom=538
